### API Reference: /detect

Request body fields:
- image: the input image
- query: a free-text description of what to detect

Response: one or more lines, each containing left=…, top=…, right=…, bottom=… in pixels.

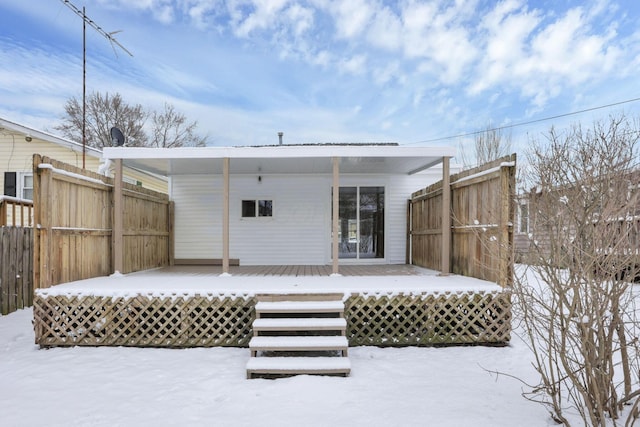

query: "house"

left=514, top=171, right=640, bottom=277
left=0, top=116, right=167, bottom=202
left=102, top=143, right=458, bottom=271
left=32, top=145, right=514, bottom=353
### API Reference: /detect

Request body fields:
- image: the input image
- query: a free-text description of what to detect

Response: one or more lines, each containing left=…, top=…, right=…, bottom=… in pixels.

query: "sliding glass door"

left=335, top=186, right=384, bottom=259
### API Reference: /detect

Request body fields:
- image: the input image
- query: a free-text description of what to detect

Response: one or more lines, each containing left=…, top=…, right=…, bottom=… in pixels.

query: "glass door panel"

left=359, top=186, right=384, bottom=259
left=333, top=186, right=385, bottom=260
left=338, top=187, right=357, bottom=258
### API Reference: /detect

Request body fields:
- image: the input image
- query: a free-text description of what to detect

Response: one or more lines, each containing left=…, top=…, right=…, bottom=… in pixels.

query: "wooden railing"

left=0, top=196, right=34, bottom=227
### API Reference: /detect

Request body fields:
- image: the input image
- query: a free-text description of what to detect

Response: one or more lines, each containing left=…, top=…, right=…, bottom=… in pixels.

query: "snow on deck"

left=36, top=265, right=504, bottom=299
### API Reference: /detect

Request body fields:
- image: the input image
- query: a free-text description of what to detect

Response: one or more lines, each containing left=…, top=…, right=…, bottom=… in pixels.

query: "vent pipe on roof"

left=278, top=131, right=283, bottom=145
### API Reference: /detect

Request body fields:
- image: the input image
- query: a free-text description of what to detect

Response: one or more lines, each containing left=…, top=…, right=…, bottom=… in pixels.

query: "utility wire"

left=410, top=96, right=640, bottom=145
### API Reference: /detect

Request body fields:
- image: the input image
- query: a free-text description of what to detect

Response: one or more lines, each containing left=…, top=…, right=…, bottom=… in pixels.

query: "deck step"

left=248, top=294, right=350, bottom=379
left=249, top=336, right=348, bottom=352
left=246, top=357, right=351, bottom=378
left=255, top=300, right=344, bottom=315
left=252, top=317, right=346, bottom=332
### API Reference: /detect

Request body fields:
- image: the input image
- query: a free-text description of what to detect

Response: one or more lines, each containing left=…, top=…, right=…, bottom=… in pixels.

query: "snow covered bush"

left=514, top=116, right=640, bottom=426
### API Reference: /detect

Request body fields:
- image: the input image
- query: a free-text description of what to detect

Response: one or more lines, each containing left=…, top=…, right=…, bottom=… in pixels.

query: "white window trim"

left=18, top=171, right=33, bottom=201
left=240, top=198, right=274, bottom=219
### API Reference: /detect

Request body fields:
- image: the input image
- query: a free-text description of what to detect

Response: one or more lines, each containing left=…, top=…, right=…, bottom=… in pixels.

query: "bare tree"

left=459, top=124, right=512, bottom=168
left=514, top=115, right=640, bottom=425
left=56, top=92, right=207, bottom=148
left=150, top=103, right=206, bottom=148
left=56, top=92, right=148, bottom=148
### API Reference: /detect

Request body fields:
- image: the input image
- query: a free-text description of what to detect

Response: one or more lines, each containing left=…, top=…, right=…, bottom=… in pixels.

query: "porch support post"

left=332, top=157, right=340, bottom=275
left=441, top=156, right=451, bottom=276
left=222, top=157, right=230, bottom=274
left=113, top=158, right=124, bottom=274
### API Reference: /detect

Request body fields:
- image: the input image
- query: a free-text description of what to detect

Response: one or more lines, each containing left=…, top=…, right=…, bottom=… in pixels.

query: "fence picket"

left=0, top=227, right=33, bottom=315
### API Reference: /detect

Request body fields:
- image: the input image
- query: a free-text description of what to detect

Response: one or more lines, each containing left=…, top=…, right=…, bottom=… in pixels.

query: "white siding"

left=172, top=175, right=222, bottom=258
left=230, top=175, right=329, bottom=265
left=172, top=169, right=447, bottom=265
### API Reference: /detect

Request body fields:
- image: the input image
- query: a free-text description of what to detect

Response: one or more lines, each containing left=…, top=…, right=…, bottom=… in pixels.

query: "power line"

left=410, top=96, right=640, bottom=145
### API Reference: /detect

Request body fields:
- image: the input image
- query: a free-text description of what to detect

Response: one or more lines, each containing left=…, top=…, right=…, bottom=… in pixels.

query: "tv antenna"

left=58, top=0, right=133, bottom=169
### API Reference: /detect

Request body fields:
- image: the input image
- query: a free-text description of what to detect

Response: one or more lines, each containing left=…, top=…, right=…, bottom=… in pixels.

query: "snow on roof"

left=103, top=144, right=456, bottom=176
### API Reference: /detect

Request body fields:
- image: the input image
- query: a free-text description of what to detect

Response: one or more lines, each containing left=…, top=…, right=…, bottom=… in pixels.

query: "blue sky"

left=1, top=0, right=640, bottom=158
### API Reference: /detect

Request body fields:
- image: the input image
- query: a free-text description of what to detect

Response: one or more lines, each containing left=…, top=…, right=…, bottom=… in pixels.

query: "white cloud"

left=400, top=0, right=478, bottom=83
left=338, top=54, right=367, bottom=75
left=366, top=5, right=403, bottom=51
left=470, top=0, right=540, bottom=94
left=372, top=61, right=400, bottom=85
left=285, top=3, right=315, bottom=37
left=97, top=0, right=176, bottom=24
left=470, top=1, right=624, bottom=110
left=329, top=0, right=375, bottom=40
left=230, top=0, right=290, bottom=37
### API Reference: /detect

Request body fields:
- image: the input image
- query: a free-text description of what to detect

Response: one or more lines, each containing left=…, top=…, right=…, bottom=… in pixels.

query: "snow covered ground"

left=1, top=310, right=562, bottom=426
left=0, top=265, right=575, bottom=426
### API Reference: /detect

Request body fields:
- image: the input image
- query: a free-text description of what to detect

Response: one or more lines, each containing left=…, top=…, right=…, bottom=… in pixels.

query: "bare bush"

left=459, top=124, right=512, bottom=169
left=515, top=115, right=640, bottom=426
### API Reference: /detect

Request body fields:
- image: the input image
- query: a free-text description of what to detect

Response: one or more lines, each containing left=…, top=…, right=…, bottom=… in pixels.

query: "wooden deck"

left=164, top=264, right=425, bottom=277
left=33, top=263, right=512, bottom=348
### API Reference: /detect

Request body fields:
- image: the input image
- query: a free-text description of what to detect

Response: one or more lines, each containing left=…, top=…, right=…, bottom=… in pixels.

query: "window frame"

left=241, top=199, right=273, bottom=218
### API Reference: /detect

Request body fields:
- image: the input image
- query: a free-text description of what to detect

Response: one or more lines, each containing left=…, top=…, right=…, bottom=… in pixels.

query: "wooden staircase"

left=246, top=293, right=350, bottom=379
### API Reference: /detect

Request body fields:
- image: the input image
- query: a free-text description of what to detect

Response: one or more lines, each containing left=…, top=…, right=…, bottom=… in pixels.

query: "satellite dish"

left=110, top=126, right=125, bottom=146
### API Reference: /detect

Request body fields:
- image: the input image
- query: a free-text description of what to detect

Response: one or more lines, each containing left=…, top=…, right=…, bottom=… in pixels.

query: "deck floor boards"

left=165, top=264, right=422, bottom=277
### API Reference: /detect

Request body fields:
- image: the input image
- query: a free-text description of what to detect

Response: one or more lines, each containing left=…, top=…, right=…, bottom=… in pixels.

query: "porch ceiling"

left=103, top=145, right=456, bottom=176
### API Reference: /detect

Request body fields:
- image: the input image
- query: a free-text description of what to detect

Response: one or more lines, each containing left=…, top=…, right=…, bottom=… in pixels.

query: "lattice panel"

left=33, top=290, right=511, bottom=348
left=33, top=294, right=256, bottom=347
left=345, top=291, right=511, bottom=346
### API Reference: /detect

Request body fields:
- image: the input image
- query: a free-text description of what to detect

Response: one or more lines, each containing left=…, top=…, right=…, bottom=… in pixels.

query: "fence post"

left=498, top=154, right=516, bottom=286
left=440, top=156, right=451, bottom=276
left=113, top=159, right=124, bottom=274
left=33, top=154, right=53, bottom=289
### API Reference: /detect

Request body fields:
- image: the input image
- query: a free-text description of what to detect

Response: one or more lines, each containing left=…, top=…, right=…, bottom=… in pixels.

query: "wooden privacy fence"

left=33, top=154, right=172, bottom=289
left=410, top=155, right=516, bottom=286
left=0, top=226, right=33, bottom=315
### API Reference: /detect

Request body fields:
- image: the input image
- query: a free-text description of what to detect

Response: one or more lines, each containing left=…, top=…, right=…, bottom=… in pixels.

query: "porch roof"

left=103, top=145, right=456, bottom=176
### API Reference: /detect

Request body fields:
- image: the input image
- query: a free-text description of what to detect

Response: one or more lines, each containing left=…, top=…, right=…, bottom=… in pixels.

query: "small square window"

left=242, top=200, right=256, bottom=217
left=258, top=200, right=272, bottom=217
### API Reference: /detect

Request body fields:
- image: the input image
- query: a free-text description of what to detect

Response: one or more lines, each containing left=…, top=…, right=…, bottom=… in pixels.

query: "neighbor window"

left=21, top=173, right=33, bottom=200
left=3, top=172, right=33, bottom=200
left=242, top=199, right=273, bottom=217
left=518, top=202, right=529, bottom=234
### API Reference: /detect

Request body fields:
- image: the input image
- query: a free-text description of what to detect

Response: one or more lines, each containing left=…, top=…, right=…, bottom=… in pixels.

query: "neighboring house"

left=104, top=143, right=459, bottom=267
left=0, top=117, right=167, bottom=200
left=514, top=172, right=640, bottom=269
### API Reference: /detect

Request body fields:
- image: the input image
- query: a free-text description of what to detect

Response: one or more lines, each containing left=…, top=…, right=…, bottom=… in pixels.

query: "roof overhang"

left=0, top=116, right=103, bottom=158
left=103, top=145, right=456, bottom=176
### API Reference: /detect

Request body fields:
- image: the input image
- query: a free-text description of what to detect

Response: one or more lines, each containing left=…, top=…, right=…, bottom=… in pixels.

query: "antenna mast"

left=58, top=0, right=133, bottom=169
